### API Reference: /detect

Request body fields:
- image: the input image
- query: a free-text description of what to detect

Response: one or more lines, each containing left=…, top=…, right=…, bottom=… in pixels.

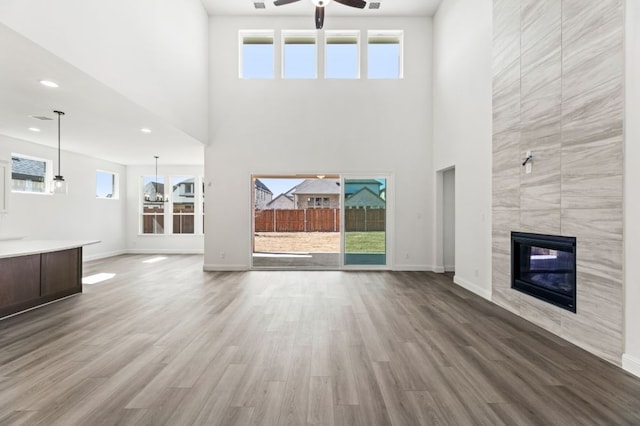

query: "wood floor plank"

left=0, top=254, right=638, bottom=425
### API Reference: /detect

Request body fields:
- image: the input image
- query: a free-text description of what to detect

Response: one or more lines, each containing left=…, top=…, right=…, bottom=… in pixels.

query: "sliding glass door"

left=343, top=177, right=388, bottom=266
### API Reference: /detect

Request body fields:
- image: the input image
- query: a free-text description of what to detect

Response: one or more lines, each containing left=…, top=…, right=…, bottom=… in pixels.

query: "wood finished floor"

left=1, top=255, right=640, bottom=425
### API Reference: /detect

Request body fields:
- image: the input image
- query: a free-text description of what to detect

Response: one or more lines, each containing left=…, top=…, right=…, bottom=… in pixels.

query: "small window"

left=11, top=153, right=51, bottom=194
left=96, top=170, right=118, bottom=199
left=283, top=31, right=317, bottom=79
left=368, top=31, right=403, bottom=79
left=325, top=31, right=360, bottom=79
left=240, top=31, right=274, bottom=79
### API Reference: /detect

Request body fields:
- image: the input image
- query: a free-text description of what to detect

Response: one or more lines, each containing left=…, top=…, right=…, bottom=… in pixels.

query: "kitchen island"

left=0, top=240, right=99, bottom=318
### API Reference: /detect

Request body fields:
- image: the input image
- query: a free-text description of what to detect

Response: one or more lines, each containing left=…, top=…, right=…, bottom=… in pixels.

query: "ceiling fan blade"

left=274, top=0, right=301, bottom=6
left=315, top=6, right=325, bottom=29
left=334, top=0, right=367, bottom=9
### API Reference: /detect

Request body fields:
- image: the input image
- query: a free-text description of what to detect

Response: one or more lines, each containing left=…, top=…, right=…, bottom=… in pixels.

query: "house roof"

left=255, top=179, right=273, bottom=194
left=344, top=179, right=384, bottom=186
left=345, top=187, right=386, bottom=208
left=291, top=179, right=340, bottom=195
left=11, top=156, right=46, bottom=179
left=266, top=193, right=294, bottom=208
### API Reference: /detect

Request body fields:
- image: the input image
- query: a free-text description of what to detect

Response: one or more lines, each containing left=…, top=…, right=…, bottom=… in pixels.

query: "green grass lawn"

left=345, top=231, right=386, bottom=253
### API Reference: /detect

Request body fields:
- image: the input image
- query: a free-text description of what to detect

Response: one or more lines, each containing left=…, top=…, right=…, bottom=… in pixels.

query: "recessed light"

left=28, top=127, right=41, bottom=132
left=39, top=80, right=59, bottom=88
left=140, top=128, right=152, bottom=133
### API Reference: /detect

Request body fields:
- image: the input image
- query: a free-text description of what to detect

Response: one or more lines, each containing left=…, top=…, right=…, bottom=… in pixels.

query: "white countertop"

left=0, top=240, right=100, bottom=259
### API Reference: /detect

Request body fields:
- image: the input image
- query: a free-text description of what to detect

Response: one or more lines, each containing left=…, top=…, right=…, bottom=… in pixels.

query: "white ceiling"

left=202, top=0, right=443, bottom=17
left=0, top=24, right=204, bottom=166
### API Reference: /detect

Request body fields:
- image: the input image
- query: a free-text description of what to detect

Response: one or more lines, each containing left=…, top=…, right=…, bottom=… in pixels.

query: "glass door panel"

left=343, top=178, right=387, bottom=265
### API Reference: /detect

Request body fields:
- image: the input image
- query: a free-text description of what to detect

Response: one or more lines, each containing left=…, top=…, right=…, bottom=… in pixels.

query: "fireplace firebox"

left=511, top=232, right=576, bottom=312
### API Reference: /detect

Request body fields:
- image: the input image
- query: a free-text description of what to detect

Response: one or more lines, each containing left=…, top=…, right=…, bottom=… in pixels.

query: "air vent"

left=29, top=115, right=53, bottom=121
left=369, top=2, right=380, bottom=9
left=254, top=2, right=266, bottom=8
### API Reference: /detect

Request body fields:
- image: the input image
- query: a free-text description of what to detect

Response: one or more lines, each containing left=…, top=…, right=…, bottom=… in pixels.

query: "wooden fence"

left=254, top=208, right=385, bottom=232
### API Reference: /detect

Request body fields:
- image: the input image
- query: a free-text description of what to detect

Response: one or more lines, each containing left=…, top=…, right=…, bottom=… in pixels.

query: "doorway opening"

left=252, top=175, right=341, bottom=269
left=435, top=167, right=455, bottom=273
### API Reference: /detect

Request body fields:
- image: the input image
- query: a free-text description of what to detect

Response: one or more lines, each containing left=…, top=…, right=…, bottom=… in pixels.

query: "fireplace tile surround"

left=492, top=0, right=624, bottom=364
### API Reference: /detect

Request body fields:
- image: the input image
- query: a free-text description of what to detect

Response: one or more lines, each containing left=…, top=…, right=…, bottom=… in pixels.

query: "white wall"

left=0, top=135, right=126, bottom=260
left=0, top=0, right=209, bottom=143
left=433, top=0, right=493, bottom=298
left=126, top=165, right=205, bottom=254
left=624, top=0, right=640, bottom=377
left=205, top=16, right=433, bottom=270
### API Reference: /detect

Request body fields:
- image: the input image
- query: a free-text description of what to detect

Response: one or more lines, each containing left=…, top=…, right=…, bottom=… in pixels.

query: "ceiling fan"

left=273, top=0, right=367, bottom=30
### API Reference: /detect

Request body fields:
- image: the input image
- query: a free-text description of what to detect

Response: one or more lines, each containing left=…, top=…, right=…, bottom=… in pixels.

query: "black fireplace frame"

left=511, top=231, right=577, bottom=313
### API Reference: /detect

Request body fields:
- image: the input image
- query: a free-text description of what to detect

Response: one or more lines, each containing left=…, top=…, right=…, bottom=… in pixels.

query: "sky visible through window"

left=284, top=44, right=316, bottom=79
left=368, top=43, right=401, bottom=79
left=326, top=43, right=358, bottom=79
left=96, top=171, right=114, bottom=198
left=242, top=44, right=274, bottom=78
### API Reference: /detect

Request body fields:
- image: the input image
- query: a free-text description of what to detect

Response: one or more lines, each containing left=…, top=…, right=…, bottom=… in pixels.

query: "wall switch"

left=525, top=150, right=532, bottom=174
left=525, top=162, right=532, bottom=174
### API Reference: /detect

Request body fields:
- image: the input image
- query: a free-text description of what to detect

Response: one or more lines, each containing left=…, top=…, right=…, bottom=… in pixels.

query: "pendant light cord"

left=154, top=156, right=159, bottom=201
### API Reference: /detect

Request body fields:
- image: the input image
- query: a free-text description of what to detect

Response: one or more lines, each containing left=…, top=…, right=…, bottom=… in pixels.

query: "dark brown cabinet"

left=0, top=248, right=82, bottom=318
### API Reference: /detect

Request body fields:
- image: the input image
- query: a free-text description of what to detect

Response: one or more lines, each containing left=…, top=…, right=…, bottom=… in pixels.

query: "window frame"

left=367, top=30, right=404, bottom=79
left=10, top=153, right=53, bottom=195
left=282, top=30, right=318, bottom=79
left=239, top=30, right=275, bottom=79
left=95, top=169, right=119, bottom=199
left=171, top=175, right=196, bottom=235
left=325, top=30, right=361, bottom=79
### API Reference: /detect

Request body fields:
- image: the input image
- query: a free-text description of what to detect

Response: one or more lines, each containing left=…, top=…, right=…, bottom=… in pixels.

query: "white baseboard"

left=453, top=275, right=492, bottom=300
left=203, top=264, right=248, bottom=272
left=433, top=266, right=445, bottom=273
left=127, top=249, right=204, bottom=255
left=623, top=353, right=640, bottom=378
left=83, top=250, right=126, bottom=261
left=444, top=264, right=455, bottom=272
left=393, top=264, right=431, bottom=271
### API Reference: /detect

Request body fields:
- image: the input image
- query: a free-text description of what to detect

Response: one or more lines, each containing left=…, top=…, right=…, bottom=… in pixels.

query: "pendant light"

left=52, top=110, right=67, bottom=194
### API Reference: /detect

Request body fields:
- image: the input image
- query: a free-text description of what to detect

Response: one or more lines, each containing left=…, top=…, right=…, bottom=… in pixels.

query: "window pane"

left=344, top=178, right=387, bottom=265
left=142, top=175, right=164, bottom=234
left=283, top=36, right=316, bottom=79
left=11, top=154, right=48, bottom=193
left=172, top=175, right=195, bottom=234
left=96, top=170, right=115, bottom=198
left=368, top=33, right=402, bottom=79
left=326, top=33, right=359, bottom=79
left=242, top=42, right=274, bottom=79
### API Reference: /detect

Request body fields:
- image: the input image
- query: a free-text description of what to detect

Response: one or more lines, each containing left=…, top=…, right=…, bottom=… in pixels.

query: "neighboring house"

left=172, top=178, right=195, bottom=201
left=11, top=156, right=47, bottom=192
left=345, top=187, right=386, bottom=209
left=344, top=179, right=384, bottom=197
left=143, top=181, right=165, bottom=202
left=254, top=179, right=273, bottom=210
left=291, top=179, right=341, bottom=209
left=265, top=193, right=295, bottom=209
